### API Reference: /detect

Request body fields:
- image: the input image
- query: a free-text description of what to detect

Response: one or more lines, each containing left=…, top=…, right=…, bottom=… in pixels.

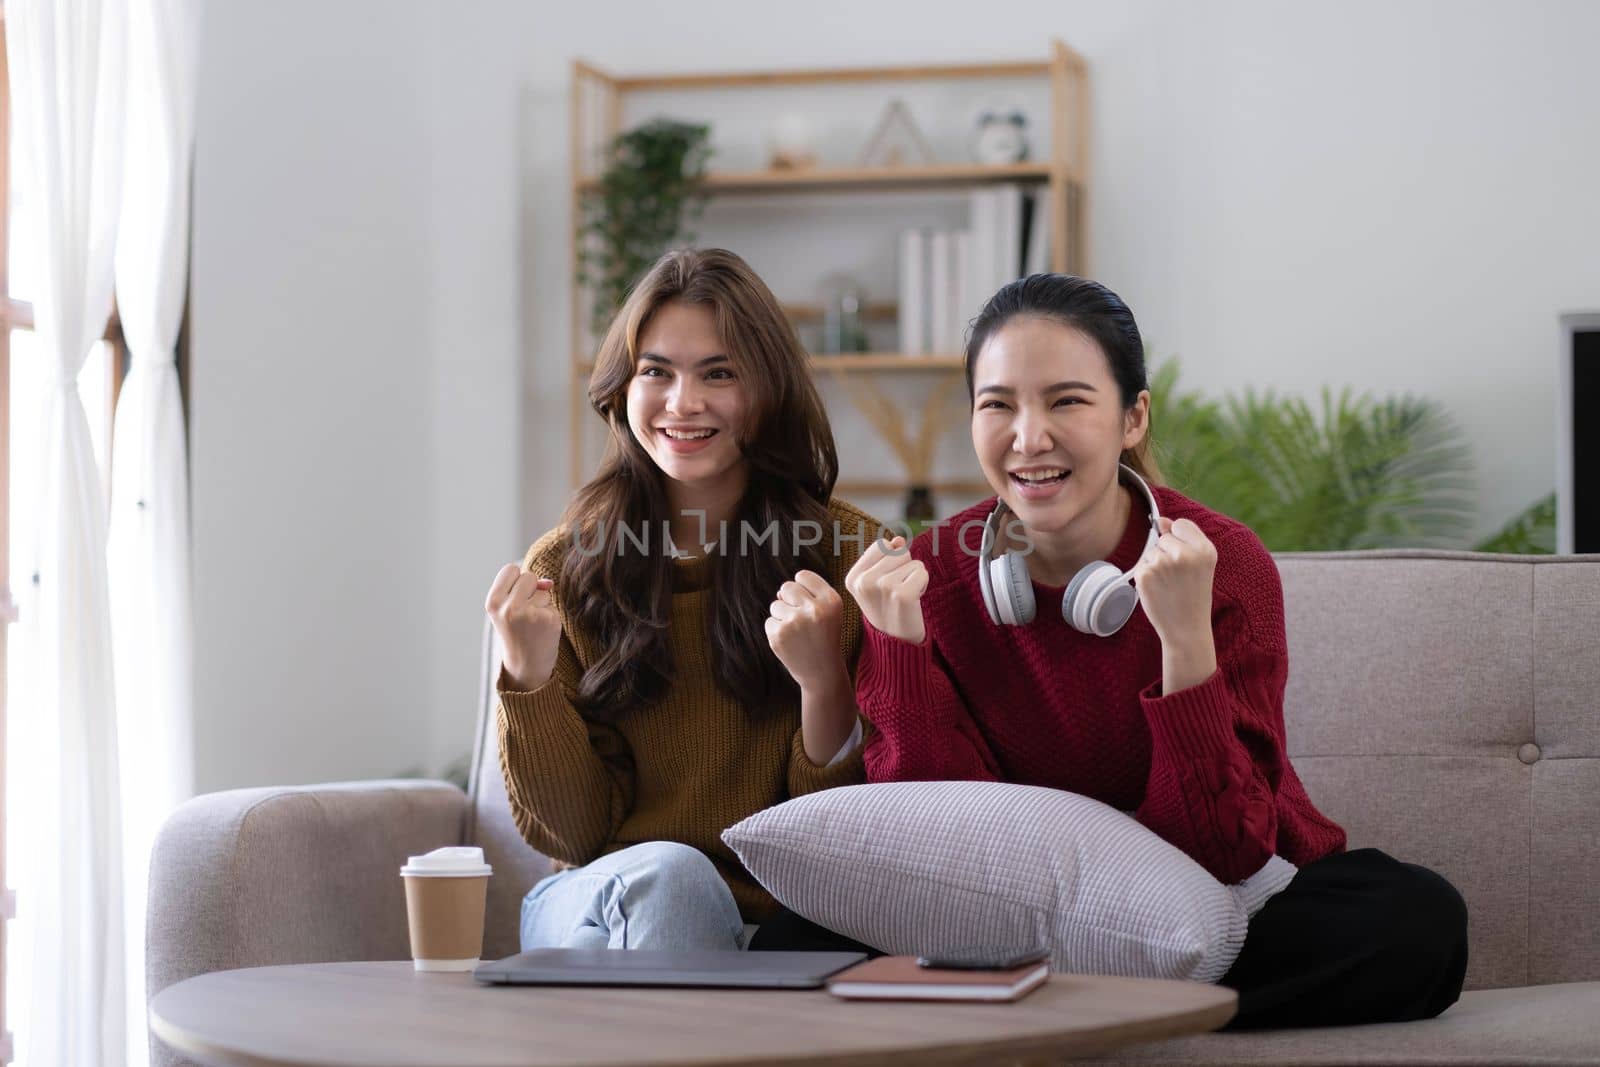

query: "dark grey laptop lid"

left=473, top=949, right=866, bottom=989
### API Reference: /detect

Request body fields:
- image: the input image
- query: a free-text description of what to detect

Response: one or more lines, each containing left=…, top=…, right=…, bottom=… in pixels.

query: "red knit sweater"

left=857, top=486, right=1346, bottom=884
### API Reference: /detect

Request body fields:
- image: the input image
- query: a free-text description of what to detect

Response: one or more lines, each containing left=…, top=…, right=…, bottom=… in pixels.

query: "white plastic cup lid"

left=400, top=846, right=492, bottom=878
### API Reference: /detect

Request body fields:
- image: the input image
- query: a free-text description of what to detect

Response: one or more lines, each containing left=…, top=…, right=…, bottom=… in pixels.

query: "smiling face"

left=625, top=300, right=750, bottom=495
left=971, top=315, right=1149, bottom=550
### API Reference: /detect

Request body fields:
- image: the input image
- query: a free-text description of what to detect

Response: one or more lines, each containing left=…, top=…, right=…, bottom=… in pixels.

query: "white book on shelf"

left=897, top=228, right=928, bottom=356
left=928, top=229, right=952, bottom=355
left=962, top=219, right=979, bottom=328
left=969, top=187, right=998, bottom=310
left=1025, top=190, right=1050, bottom=276
left=995, top=183, right=1024, bottom=288
left=952, top=229, right=973, bottom=353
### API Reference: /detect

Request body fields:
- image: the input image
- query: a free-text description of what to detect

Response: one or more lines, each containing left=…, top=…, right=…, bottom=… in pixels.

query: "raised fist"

left=844, top=536, right=929, bottom=645
left=485, top=564, right=562, bottom=692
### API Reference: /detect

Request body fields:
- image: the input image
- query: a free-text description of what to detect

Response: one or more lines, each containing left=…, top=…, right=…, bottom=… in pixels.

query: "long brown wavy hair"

left=558, top=248, right=839, bottom=720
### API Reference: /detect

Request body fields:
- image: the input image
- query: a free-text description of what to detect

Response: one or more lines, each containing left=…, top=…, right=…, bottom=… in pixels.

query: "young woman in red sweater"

left=846, top=274, right=1467, bottom=1028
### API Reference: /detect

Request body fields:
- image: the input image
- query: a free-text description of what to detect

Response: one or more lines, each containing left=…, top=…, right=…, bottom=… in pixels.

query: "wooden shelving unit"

left=813, top=354, right=964, bottom=371
left=578, top=354, right=963, bottom=375
left=568, top=42, right=1090, bottom=512
left=783, top=302, right=898, bottom=323
left=577, top=161, right=1060, bottom=196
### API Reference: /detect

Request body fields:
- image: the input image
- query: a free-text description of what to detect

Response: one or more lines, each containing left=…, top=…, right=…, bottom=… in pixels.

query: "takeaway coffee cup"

left=400, top=846, right=492, bottom=971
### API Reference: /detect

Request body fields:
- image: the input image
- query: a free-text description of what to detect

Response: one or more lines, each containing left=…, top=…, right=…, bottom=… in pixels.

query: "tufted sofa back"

left=1275, top=551, right=1600, bottom=990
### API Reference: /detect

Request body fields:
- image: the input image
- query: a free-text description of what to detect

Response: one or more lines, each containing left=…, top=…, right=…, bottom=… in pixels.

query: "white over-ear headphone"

left=977, top=463, right=1162, bottom=635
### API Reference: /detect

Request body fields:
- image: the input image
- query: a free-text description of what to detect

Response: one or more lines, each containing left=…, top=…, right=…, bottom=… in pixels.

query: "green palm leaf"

left=1472, top=493, right=1556, bottom=553
left=1148, top=361, right=1476, bottom=551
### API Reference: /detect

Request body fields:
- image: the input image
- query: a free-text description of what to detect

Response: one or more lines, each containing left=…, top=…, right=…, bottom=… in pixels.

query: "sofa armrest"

left=146, top=778, right=467, bottom=1007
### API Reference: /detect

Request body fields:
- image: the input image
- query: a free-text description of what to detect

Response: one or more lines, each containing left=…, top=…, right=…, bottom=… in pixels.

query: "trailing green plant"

left=578, top=118, right=713, bottom=336
left=1147, top=361, right=1477, bottom=551
left=1471, top=493, right=1556, bottom=553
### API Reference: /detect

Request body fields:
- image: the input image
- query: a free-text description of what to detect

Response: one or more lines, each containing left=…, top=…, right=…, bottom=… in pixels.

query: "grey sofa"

left=148, top=551, right=1600, bottom=1066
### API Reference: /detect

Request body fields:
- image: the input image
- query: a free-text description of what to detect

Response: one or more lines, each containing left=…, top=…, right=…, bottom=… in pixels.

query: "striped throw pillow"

left=724, top=781, right=1294, bottom=982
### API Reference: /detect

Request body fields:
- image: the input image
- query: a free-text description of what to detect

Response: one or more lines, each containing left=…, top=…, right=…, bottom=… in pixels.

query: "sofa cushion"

left=1075, top=982, right=1600, bottom=1066
left=1277, top=552, right=1600, bottom=990
left=724, top=781, right=1294, bottom=983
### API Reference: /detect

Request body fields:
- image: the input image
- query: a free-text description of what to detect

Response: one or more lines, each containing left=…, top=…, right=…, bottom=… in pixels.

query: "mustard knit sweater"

left=496, top=497, right=884, bottom=921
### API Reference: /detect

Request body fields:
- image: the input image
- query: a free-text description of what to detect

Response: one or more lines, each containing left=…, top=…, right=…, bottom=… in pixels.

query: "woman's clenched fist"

left=765, top=569, right=845, bottom=690
left=844, top=536, right=929, bottom=645
left=1131, top=516, right=1217, bottom=647
left=485, top=564, right=563, bottom=692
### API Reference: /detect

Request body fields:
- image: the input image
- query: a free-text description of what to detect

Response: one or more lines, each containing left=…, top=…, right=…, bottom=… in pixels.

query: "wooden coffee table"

left=150, top=961, right=1234, bottom=1066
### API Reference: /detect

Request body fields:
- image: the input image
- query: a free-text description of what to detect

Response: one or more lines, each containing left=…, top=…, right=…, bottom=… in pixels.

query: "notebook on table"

left=826, top=956, right=1050, bottom=1002
left=473, top=948, right=866, bottom=990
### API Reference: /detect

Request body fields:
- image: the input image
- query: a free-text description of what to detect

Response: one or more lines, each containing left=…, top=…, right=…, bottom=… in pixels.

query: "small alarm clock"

left=972, top=110, right=1029, bottom=165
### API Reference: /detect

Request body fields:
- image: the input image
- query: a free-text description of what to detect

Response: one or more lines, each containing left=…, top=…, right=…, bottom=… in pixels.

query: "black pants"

left=1219, top=847, right=1469, bottom=1029
left=753, top=847, right=1468, bottom=1032
left=747, top=909, right=882, bottom=956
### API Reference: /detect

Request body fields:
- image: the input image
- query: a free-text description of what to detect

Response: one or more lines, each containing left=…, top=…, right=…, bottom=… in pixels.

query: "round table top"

left=149, top=960, right=1236, bottom=1067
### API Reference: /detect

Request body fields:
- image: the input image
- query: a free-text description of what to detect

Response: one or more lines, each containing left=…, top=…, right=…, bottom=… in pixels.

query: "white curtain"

left=5, top=0, right=128, bottom=1065
left=108, top=0, right=201, bottom=1062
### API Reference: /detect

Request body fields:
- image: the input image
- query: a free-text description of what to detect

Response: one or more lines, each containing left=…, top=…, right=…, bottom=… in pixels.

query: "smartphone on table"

left=915, top=946, right=1050, bottom=971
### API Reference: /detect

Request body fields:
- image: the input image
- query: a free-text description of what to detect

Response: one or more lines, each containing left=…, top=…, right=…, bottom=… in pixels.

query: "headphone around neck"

left=977, top=463, right=1162, bottom=635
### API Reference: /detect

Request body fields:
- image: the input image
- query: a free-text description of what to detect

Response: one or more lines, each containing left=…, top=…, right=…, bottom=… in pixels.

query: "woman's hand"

left=1132, top=517, right=1218, bottom=692
left=844, top=536, right=928, bottom=645
left=767, top=569, right=859, bottom=764
left=765, top=569, right=845, bottom=691
left=485, top=564, right=563, bottom=692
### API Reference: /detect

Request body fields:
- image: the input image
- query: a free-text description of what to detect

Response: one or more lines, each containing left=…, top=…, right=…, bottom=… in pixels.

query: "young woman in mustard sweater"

left=485, top=248, right=882, bottom=952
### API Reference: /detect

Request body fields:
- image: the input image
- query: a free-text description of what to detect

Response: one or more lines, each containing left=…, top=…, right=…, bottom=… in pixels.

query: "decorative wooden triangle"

left=858, top=99, right=936, bottom=168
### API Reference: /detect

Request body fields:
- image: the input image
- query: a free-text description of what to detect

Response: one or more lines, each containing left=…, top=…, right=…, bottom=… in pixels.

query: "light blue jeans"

left=519, top=841, right=748, bottom=951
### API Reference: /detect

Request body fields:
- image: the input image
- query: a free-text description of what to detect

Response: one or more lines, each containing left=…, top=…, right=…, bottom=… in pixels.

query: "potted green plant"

left=1147, top=361, right=1480, bottom=551
left=578, top=118, right=713, bottom=336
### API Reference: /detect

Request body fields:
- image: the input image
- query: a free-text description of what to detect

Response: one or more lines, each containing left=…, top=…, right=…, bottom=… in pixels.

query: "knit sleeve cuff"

left=497, top=663, right=520, bottom=694
left=498, top=679, right=593, bottom=761
left=1139, top=668, right=1237, bottom=758
left=857, top=623, right=941, bottom=723
left=498, top=662, right=559, bottom=698
left=788, top=724, right=866, bottom=796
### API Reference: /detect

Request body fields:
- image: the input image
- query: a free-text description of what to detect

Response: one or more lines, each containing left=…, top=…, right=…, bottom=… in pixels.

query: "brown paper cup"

left=403, top=873, right=488, bottom=971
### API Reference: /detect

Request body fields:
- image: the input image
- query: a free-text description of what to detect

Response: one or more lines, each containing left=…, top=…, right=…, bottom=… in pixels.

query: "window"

left=2, top=11, right=125, bottom=1061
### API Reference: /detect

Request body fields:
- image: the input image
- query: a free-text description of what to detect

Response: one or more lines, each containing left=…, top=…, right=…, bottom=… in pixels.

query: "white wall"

left=1132, top=1, right=1600, bottom=521
left=191, top=0, right=1600, bottom=790
left=418, top=7, right=526, bottom=783
left=192, top=1, right=439, bottom=790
